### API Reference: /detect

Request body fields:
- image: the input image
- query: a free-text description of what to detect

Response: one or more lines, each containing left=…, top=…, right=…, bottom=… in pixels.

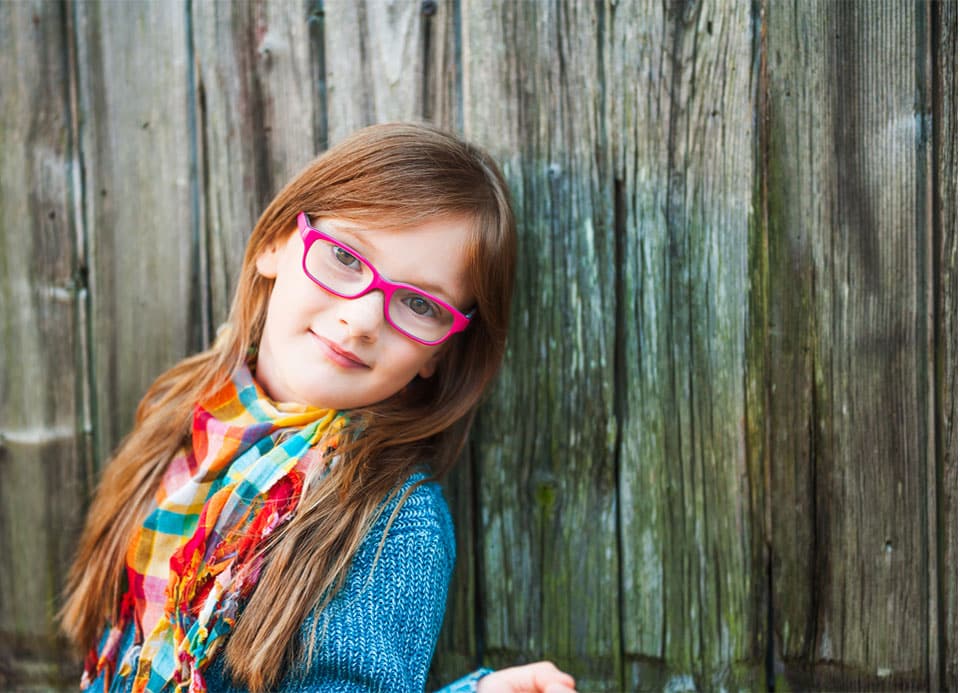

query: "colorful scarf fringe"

left=81, top=365, right=343, bottom=692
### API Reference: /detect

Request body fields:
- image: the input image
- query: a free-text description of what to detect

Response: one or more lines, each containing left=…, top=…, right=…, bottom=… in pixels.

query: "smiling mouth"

left=311, top=332, right=370, bottom=369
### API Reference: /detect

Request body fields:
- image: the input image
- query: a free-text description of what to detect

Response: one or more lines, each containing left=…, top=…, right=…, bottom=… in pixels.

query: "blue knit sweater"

left=86, top=473, right=483, bottom=692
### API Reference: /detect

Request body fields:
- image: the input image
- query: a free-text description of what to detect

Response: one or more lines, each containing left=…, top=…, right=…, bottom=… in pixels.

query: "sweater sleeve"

left=294, top=521, right=454, bottom=691
left=206, top=474, right=456, bottom=693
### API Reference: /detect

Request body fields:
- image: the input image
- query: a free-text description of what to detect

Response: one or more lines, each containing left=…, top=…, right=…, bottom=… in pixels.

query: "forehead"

left=319, top=215, right=474, bottom=307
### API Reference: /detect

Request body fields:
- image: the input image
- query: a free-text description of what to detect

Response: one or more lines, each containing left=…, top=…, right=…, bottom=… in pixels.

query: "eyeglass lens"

left=304, top=236, right=456, bottom=342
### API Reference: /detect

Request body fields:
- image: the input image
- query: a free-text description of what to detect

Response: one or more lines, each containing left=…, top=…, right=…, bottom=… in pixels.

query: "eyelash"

left=402, top=295, right=440, bottom=318
left=334, top=246, right=361, bottom=269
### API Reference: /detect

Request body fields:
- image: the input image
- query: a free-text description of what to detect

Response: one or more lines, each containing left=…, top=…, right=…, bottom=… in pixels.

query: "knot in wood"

left=529, top=470, right=559, bottom=510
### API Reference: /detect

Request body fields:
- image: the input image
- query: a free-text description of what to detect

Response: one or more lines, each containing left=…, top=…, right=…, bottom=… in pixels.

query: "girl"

left=60, top=123, right=577, bottom=693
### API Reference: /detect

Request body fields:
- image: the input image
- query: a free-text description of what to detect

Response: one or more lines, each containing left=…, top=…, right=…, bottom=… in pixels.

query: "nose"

left=338, top=290, right=385, bottom=341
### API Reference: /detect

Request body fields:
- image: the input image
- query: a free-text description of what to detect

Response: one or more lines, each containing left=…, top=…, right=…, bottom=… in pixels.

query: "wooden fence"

left=0, top=0, right=955, bottom=690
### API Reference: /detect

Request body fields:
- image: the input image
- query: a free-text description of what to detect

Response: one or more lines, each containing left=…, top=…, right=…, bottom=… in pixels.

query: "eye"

left=333, top=245, right=361, bottom=270
left=403, top=295, right=439, bottom=319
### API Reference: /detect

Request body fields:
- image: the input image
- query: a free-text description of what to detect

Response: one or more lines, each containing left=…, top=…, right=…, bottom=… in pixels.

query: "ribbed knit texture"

left=85, top=472, right=470, bottom=692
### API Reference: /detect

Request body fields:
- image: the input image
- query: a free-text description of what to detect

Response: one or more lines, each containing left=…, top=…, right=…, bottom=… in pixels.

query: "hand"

left=476, top=661, right=577, bottom=693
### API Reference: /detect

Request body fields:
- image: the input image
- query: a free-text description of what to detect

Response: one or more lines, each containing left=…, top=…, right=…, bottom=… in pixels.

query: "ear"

left=418, top=349, right=443, bottom=379
left=255, top=241, right=282, bottom=278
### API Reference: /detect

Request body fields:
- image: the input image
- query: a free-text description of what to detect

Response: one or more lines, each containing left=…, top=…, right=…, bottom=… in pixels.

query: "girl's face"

left=253, top=215, right=473, bottom=410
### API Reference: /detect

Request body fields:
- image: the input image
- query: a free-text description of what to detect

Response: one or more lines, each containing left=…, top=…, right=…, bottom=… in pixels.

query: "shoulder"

left=375, top=472, right=454, bottom=542
left=360, top=471, right=456, bottom=574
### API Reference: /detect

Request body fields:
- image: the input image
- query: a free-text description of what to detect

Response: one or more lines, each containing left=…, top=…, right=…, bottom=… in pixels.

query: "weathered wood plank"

left=462, top=1, right=620, bottom=688
left=192, top=0, right=318, bottom=331
left=324, top=0, right=426, bottom=145
left=191, top=0, right=267, bottom=336
left=763, top=0, right=823, bottom=679
left=418, top=2, right=479, bottom=685
left=422, top=0, right=460, bottom=132
left=74, top=0, right=199, bottom=461
left=934, top=1, right=957, bottom=689
left=242, top=1, right=317, bottom=194
left=430, top=451, right=481, bottom=688
left=766, top=1, right=936, bottom=688
left=609, top=0, right=761, bottom=688
left=0, top=0, right=89, bottom=687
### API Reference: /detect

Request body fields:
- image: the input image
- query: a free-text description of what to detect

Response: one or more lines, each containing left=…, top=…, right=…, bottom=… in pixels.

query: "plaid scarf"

left=82, top=365, right=344, bottom=692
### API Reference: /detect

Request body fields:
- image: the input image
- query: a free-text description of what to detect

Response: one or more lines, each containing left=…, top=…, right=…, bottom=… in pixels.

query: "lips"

left=311, top=331, right=369, bottom=369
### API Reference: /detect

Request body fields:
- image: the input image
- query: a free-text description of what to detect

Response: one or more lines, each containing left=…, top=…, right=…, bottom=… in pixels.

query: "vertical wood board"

left=604, top=1, right=672, bottom=675
left=463, top=1, right=621, bottom=688
left=247, top=1, right=317, bottom=192
left=192, top=0, right=317, bottom=332
left=766, top=1, right=936, bottom=687
left=192, top=0, right=269, bottom=335
left=422, top=0, right=461, bottom=132
left=418, top=2, right=477, bottom=685
left=610, top=0, right=761, bottom=688
left=934, top=1, right=957, bottom=688
left=763, top=0, right=829, bottom=671
left=74, top=0, right=199, bottom=461
left=0, top=0, right=88, bottom=687
left=324, top=0, right=425, bottom=145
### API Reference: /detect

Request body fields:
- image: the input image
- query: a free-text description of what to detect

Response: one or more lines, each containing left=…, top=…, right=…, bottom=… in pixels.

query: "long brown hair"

left=61, top=123, right=516, bottom=691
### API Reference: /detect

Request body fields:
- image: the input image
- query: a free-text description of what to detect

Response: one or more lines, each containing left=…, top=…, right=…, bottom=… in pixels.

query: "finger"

left=531, top=663, right=576, bottom=691
left=544, top=685, right=577, bottom=693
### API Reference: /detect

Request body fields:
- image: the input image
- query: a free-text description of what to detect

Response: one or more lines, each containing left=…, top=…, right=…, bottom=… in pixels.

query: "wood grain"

left=0, top=0, right=88, bottom=687
left=766, top=1, right=937, bottom=688
left=609, top=0, right=761, bottom=688
left=73, top=0, right=199, bottom=462
left=245, top=1, right=317, bottom=193
left=324, top=0, right=426, bottom=145
left=192, top=0, right=263, bottom=336
left=422, top=0, right=461, bottom=132
left=934, top=1, right=957, bottom=689
left=462, top=1, right=621, bottom=688
left=421, top=2, right=477, bottom=685
left=0, top=1, right=954, bottom=689
left=192, top=0, right=318, bottom=331
left=430, top=452, right=481, bottom=688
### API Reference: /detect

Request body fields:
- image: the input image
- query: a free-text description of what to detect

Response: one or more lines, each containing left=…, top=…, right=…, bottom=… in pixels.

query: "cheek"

left=265, top=284, right=297, bottom=332
left=378, top=334, right=426, bottom=371
left=268, top=273, right=327, bottom=324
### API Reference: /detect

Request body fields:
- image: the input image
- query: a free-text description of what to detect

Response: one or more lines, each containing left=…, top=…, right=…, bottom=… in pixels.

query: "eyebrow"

left=321, top=221, right=462, bottom=306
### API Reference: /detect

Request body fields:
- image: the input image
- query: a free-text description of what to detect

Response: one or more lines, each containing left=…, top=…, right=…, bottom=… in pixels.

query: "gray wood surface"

left=766, top=1, right=940, bottom=689
left=243, top=1, right=317, bottom=192
left=73, top=0, right=200, bottom=464
left=935, top=1, right=958, bottom=688
left=0, top=1, right=90, bottom=688
left=192, top=0, right=317, bottom=330
left=325, top=0, right=425, bottom=144
left=192, top=0, right=270, bottom=335
left=0, top=0, right=954, bottom=690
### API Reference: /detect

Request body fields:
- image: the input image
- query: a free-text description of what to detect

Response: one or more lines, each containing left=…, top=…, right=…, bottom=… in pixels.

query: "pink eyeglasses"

left=296, top=212, right=473, bottom=346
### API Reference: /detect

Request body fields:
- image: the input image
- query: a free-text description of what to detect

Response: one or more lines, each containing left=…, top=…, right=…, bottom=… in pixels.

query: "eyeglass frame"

left=296, top=211, right=474, bottom=346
